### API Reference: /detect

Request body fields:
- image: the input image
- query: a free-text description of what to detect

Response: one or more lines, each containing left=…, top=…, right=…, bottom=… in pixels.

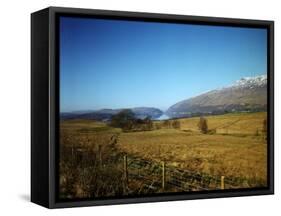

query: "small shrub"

left=208, top=129, right=216, bottom=135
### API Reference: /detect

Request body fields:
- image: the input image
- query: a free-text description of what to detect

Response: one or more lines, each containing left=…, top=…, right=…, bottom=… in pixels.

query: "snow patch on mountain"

left=231, top=74, right=267, bottom=88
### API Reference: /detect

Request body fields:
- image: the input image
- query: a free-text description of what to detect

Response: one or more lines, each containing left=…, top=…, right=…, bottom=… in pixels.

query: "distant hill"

left=61, top=107, right=163, bottom=121
left=166, top=75, right=267, bottom=118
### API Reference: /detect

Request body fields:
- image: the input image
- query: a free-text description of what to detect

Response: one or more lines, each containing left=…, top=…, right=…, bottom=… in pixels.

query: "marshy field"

left=59, top=112, right=267, bottom=199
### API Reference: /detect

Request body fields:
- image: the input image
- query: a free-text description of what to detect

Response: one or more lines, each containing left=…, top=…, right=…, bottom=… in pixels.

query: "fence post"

left=98, top=145, right=102, bottom=166
left=71, top=143, right=74, bottom=158
left=123, top=155, right=128, bottom=184
left=221, top=176, right=225, bottom=189
left=71, top=143, right=74, bottom=166
left=162, top=161, right=166, bottom=190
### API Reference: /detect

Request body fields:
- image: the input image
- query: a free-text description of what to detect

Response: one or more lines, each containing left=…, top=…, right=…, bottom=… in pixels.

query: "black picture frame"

left=31, top=6, right=274, bottom=209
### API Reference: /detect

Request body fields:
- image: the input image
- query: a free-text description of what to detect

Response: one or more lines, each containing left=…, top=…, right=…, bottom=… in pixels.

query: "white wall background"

left=0, top=0, right=279, bottom=215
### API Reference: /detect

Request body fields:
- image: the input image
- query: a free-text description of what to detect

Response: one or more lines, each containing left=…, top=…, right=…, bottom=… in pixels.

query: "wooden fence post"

left=221, top=176, right=225, bottom=189
left=71, top=143, right=74, bottom=158
left=71, top=143, right=74, bottom=166
left=123, top=155, right=128, bottom=184
left=98, top=145, right=102, bottom=166
left=162, top=161, right=166, bottom=190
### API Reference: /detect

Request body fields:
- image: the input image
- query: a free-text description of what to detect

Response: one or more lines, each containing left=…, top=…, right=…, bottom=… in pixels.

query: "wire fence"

left=120, top=154, right=248, bottom=194
left=60, top=132, right=256, bottom=198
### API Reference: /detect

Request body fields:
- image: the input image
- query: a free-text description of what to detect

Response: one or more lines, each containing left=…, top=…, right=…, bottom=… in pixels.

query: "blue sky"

left=60, top=16, right=267, bottom=112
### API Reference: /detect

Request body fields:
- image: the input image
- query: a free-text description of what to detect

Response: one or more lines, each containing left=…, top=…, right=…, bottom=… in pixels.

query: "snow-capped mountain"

left=231, top=75, right=267, bottom=89
left=166, top=74, right=267, bottom=118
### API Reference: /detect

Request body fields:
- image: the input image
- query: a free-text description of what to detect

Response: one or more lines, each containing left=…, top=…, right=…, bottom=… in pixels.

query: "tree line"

left=110, top=109, right=153, bottom=132
left=109, top=109, right=181, bottom=132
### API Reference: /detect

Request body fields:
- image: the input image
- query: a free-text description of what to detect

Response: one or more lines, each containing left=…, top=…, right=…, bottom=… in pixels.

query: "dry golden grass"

left=178, top=112, right=267, bottom=135
left=59, top=120, right=124, bottom=199
left=60, top=112, right=268, bottom=197
left=117, top=112, right=267, bottom=185
left=117, top=129, right=266, bottom=182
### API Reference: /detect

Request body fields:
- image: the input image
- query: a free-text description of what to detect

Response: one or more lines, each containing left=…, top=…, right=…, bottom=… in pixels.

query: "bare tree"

left=172, top=120, right=181, bottom=129
left=198, top=117, right=208, bottom=134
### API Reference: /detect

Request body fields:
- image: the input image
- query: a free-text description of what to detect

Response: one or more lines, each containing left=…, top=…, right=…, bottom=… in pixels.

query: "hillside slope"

left=167, top=75, right=267, bottom=118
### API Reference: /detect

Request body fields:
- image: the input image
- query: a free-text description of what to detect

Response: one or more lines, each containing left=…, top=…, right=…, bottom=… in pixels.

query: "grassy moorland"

left=59, top=112, right=267, bottom=199
left=118, top=114, right=267, bottom=183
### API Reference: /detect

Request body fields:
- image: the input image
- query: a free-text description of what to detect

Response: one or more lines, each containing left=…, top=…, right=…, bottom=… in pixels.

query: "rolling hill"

left=61, top=107, right=163, bottom=121
left=166, top=75, right=267, bottom=118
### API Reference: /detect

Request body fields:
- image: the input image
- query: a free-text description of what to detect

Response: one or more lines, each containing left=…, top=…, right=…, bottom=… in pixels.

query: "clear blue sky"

left=60, top=16, right=267, bottom=112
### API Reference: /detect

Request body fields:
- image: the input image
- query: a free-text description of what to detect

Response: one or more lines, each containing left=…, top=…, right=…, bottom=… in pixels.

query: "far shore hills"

left=61, top=74, right=267, bottom=121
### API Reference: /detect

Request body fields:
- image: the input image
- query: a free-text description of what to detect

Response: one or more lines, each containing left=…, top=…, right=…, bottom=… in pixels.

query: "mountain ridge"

left=61, top=107, right=163, bottom=121
left=61, top=74, right=267, bottom=120
left=166, top=74, right=267, bottom=118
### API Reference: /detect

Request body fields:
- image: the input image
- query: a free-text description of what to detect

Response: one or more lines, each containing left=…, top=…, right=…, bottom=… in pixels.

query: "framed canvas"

left=31, top=6, right=274, bottom=208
